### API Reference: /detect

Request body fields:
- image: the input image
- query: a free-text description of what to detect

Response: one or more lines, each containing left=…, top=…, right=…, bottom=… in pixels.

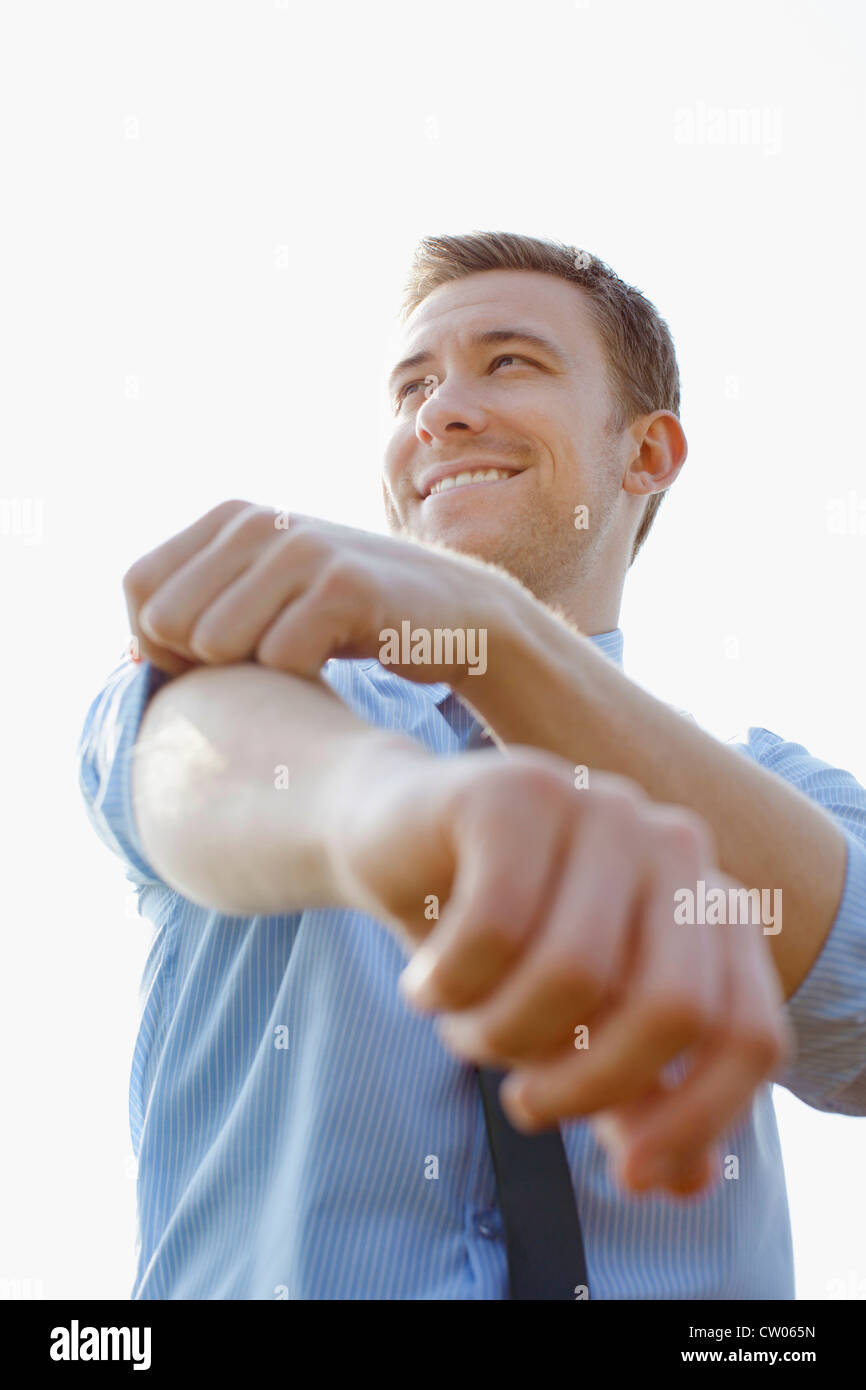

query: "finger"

left=433, top=801, right=640, bottom=1064
left=497, top=822, right=725, bottom=1121
left=592, top=1098, right=719, bottom=1197
left=123, top=499, right=251, bottom=618
left=126, top=634, right=196, bottom=677
left=185, top=535, right=311, bottom=662
left=122, top=499, right=253, bottom=672
left=138, top=505, right=287, bottom=658
left=662, top=1148, right=717, bottom=1196
left=608, top=917, right=792, bottom=1186
left=399, top=778, right=570, bottom=1013
left=254, top=562, right=372, bottom=673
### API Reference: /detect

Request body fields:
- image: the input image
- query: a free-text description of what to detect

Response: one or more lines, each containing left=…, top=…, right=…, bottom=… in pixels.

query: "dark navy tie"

left=463, top=718, right=590, bottom=1300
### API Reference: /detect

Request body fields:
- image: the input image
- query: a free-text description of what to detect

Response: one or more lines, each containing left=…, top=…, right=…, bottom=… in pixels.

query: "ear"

left=622, top=411, right=688, bottom=498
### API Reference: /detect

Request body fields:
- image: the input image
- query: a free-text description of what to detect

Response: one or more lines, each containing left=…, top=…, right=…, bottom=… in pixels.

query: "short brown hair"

left=400, top=231, right=681, bottom=564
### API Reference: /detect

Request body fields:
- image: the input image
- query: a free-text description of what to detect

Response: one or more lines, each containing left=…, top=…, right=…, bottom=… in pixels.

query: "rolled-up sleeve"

left=77, top=655, right=173, bottom=889
left=733, top=727, right=866, bottom=1115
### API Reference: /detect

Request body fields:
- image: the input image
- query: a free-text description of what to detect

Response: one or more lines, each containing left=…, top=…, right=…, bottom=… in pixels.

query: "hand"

left=336, top=742, right=793, bottom=1199
left=123, top=499, right=508, bottom=681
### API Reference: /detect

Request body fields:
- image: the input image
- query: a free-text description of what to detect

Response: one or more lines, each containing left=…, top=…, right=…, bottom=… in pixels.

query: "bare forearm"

left=131, top=662, right=420, bottom=915
left=454, top=581, right=847, bottom=1000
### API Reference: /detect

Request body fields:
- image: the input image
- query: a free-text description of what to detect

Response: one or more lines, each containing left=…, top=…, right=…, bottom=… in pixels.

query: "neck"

left=525, top=569, right=624, bottom=636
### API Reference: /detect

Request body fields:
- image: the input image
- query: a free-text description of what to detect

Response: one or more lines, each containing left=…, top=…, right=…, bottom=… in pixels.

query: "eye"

left=394, top=355, right=531, bottom=409
left=396, top=379, right=424, bottom=404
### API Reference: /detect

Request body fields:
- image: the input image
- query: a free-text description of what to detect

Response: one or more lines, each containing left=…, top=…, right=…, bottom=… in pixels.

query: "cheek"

left=382, top=433, right=411, bottom=490
left=533, top=424, right=580, bottom=487
left=380, top=471, right=402, bottom=529
left=515, top=407, right=573, bottom=468
left=378, top=450, right=405, bottom=525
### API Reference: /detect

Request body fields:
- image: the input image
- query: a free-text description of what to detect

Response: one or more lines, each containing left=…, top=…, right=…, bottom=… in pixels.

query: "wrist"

left=321, top=731, right=435, bottom=914
left=448, top=566, right=536, bottom=698
left=448, top=568, right=592, bottom=728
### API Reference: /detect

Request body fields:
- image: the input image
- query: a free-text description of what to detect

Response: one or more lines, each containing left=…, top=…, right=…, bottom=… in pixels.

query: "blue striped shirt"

left=76, top=629, right=866, bottom=1299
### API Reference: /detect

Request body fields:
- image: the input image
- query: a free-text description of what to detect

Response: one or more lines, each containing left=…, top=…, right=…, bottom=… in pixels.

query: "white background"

left=1, top=0, right=864, bottom=1299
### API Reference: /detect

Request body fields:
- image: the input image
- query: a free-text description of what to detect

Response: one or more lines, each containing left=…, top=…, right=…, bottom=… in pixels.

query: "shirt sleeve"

left=77, top=655, right=174, bottom=889
left=731, top=727, right=866, bottom=1116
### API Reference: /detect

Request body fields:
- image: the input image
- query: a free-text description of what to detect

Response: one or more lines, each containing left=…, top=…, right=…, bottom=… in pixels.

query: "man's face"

left=382, top=268, right=637, bottom=602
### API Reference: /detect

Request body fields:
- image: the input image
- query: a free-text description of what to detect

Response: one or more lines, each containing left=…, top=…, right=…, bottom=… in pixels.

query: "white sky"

left=1, top=0, right=865, bottom=1299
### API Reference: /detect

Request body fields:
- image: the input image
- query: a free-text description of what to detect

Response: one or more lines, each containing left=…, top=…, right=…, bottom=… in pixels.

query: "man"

left=78, top=231, right=866, bottom=1300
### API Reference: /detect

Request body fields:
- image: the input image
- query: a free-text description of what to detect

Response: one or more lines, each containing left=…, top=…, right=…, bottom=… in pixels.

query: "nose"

left=415, top=382, right=488, bottom=443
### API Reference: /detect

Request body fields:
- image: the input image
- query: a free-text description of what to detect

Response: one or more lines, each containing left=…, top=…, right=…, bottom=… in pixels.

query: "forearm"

left=131, top=661, right=422, bottom=915
left=454, top=580, right=847, bottom=1000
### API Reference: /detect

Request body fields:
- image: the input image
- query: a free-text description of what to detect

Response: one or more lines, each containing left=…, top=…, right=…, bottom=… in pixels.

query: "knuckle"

left=314, top=558, right=365, bottom=601
left=651, top=807, right=713, bottom=864
left=216, top=498, right=254, bottom=517
left=284, top=515, right=317, bottom=541
left=593, top=786, right=644, bottom=839
left=466, top=910, right=525, bottom=958
left=226, top=505, right=279, bottom=544
left=203, top=499, right=256, bottom=534
left=282, top=518, right=325, bottom=557
left=737, top=1021, right=789, bottom=1071
left=509, top=762, right=570, bottom=807
left=641, top=990, right=706, bottom=1041
left=592, top=772, right=648, bottom=810
left=543, top=952, right=606, bottom=1009
left=122, top=557, right=155, bottom=603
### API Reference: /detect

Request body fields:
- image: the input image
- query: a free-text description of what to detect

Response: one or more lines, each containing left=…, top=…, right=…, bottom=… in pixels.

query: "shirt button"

left=474, top=1210, right=500, bottom=1239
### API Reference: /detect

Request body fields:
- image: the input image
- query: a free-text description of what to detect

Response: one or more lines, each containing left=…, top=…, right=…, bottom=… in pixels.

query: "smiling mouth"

left=425, top=467, right=522, bottom=499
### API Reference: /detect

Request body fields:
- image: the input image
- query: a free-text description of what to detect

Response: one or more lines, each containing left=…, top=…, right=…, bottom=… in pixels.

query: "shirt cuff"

left=78, top=657, right=174, bottom=888
left=776, top=828, right=866, bottom=1115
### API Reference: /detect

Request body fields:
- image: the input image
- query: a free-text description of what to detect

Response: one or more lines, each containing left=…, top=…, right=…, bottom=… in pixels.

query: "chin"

left=420, top=515, right=505, bottom=550
left=434, top=529, right=518, bottom=575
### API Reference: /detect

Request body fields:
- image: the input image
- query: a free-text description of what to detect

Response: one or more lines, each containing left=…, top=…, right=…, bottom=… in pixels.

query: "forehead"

left=397, top=268, right=601, bottom=359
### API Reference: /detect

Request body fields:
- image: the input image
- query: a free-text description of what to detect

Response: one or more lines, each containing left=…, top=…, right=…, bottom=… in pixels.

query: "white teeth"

left=428, top=468, right=514, bottom=497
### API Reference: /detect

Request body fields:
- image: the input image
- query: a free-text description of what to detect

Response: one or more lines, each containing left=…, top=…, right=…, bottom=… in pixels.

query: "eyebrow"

left=387, top=328, right=571, bottom=392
